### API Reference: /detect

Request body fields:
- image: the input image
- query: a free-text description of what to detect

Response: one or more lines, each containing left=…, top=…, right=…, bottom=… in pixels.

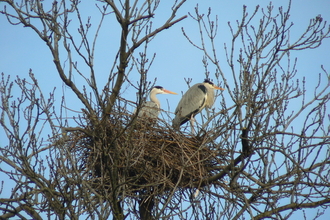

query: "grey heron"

left=135, top=86, right=177, bottom=121
left=172, top=79, right=224, bottom=133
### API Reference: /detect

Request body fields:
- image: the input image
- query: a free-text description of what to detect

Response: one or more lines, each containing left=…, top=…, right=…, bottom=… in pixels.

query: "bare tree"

left=0, top=1, right=329, bottom=220
left=181, top=2, right=330, bottom=219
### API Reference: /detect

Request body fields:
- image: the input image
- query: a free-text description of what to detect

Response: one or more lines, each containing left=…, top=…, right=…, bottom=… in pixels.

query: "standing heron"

left=135, top=86, right=177, bottom=121
left=172, top=79, right=224, bottom=133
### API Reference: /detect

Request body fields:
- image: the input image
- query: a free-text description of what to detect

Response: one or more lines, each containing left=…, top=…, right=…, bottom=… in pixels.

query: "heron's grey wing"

left=173, top=84, right=207, bottom=127
left=138, top=101, right=159, bottom=119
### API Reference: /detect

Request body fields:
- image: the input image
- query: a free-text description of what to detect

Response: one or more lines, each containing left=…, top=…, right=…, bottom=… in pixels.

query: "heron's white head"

left=149, top=86, right=177, bottom=106
left=203, top=79, right=225, bottom=91
left=202, top=79, right=225, bottom=108
left=152, top=86, right=178, bottom=95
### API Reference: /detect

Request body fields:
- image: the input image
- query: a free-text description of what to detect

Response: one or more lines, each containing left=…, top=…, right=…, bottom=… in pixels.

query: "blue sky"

left=1, top=0, right=330, bottom=219
left=1, top=0, right=329, bottom=115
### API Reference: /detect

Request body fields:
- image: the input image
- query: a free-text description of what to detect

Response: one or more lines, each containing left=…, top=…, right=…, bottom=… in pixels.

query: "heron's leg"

left=190, top=114, right=195, bottom=135
left=206, top=108, right=210, bottom=120
left=193, top=189, right=200, bottom=198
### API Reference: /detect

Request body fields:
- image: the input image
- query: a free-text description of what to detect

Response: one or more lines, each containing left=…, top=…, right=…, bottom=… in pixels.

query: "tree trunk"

left=139, top=195, right=154, bottom=220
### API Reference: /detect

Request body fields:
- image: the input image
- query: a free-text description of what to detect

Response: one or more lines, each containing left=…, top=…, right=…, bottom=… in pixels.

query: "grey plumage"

left=172, top=79, right=224, bottom=130
left=137, top=100, right=160, bottom=119
left=135, top=86, right=177, bottom=121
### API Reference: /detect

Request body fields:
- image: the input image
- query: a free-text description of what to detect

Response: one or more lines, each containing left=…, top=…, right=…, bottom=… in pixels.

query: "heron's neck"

left=204, top=84, right=215, bottom=108
left=150, top=92, right=160, bottom=108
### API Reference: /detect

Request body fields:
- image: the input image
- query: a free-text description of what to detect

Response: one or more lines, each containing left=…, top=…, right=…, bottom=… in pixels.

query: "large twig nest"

left=67, top=112, right=227, bottom=197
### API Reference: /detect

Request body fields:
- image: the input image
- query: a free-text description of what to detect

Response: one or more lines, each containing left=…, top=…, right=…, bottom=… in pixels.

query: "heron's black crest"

left=198, top=84, right=207, bottom=94
left=203, top=79, right=214, bottom=86
left=153, top=86, right=163, bottom=89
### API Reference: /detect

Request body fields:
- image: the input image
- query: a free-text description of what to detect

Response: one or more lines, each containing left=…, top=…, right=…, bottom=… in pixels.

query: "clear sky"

left=1, top=0, right=329, bottom=115
left=1, top=0, right=330, bottom=219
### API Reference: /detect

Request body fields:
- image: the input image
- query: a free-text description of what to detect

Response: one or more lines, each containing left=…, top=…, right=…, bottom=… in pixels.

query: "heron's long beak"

left=163, top=89, right=178, bottom=95
left=214, top=86, right=225, bottom=90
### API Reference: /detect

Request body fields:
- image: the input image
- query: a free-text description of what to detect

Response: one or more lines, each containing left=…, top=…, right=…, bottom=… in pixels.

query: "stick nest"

left=68, top=113, right=227, bottom=196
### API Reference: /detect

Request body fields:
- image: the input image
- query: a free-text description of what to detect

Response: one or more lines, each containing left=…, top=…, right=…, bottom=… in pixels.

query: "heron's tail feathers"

left=172, top=116, right=181, bottom=130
